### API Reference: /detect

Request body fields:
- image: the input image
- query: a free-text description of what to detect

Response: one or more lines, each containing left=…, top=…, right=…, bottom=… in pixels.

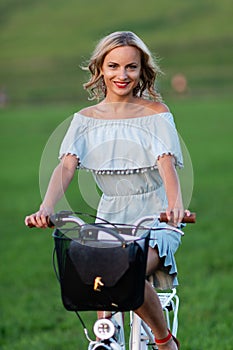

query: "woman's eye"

left=108, top=64, right=117, bottom=68
left=128, top=65, right=138, bottom=70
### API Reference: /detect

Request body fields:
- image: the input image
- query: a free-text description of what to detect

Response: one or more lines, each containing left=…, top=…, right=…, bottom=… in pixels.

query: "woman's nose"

left=118, top=68, right=128, bottom=80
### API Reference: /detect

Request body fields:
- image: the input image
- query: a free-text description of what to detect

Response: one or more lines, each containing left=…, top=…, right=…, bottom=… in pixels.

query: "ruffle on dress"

left=59, top=112, right=183, bottom=172
left=148, top=220, right=181, bottom=289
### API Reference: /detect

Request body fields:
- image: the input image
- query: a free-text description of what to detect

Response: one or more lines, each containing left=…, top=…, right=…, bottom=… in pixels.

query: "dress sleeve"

left=151, top=113, right=183, bottom=168
left=58, top=114, right=85, bottom=161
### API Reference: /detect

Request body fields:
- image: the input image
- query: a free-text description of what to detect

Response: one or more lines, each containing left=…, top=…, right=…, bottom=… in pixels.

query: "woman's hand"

left=166, top=208, right=191, bottom=226
left=25, top=205, right=54, bottom=228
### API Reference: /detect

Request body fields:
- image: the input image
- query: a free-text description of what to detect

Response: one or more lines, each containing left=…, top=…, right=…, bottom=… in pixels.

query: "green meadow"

left=0, top=0, right=233, bottom=349
left=1, top=99, right=232, bottom=349
left=0, top=0, right=232, bottom=104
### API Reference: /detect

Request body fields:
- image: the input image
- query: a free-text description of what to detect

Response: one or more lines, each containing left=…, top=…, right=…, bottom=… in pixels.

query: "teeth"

left=115, top=82, right=128, bottom=87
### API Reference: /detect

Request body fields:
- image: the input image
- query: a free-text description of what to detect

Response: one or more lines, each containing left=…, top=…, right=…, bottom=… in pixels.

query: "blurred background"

left=0, top=0, right=232, bottom=349
left=0, top=0, right=232, bottom=105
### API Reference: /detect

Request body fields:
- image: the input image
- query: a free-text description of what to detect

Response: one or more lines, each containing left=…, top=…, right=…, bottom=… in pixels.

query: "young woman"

left=25, top=31, right=190, bottom=349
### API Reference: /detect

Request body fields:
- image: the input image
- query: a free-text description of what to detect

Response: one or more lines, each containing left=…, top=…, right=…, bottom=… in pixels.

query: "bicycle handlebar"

left=27, top=211, right=196, bottom=228
left=160, top=212, right=196, bottom=223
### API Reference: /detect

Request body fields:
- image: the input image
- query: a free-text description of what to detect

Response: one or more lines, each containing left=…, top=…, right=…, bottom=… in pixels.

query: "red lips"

left=114, top=82, right=130, bottom=88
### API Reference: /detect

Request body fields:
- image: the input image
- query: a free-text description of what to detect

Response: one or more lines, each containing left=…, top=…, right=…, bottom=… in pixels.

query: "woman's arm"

left=157, top=154, right=184, bottom=226
left=25, top=154, right=78, bottom=228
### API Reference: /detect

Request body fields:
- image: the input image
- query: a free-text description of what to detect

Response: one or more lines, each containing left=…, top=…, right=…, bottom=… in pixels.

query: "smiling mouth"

left=114, top=81, right=130, bottom=88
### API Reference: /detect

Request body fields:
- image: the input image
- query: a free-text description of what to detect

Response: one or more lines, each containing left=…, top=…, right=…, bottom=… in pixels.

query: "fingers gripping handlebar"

left=160, top=212, right=196, bottom=223
left=27, top=210, right=196, bottom=228
left=26, top=211, right=85, bottom=228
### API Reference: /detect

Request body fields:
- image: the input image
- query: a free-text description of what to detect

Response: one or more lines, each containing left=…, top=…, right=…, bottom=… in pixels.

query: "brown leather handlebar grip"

left=27, top=216, right=54, bottom=228
left=160, top=212, right=196, bottom=223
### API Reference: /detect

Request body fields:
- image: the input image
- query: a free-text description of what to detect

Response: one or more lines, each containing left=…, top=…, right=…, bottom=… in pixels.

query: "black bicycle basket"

left=53, top=224, right=150, bottom=311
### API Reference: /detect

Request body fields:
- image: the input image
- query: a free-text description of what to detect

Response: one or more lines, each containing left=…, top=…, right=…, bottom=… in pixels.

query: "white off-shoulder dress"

left=59, top=112, right=184, bottom=289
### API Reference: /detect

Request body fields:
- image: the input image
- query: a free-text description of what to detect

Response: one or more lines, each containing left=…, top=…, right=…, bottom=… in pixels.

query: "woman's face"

left=101, top=45, right=141, bottom=101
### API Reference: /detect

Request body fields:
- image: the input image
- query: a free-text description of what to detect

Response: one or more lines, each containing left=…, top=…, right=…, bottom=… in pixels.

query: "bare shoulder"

left=79, top=105, right=97, bottom=117
left=145, top=100, right=170, bottom=114
left=79, top=104, right=109, bottom=118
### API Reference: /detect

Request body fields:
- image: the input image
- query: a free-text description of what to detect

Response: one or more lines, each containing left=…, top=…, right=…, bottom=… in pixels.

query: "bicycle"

left=30, top=211, right=195, bottom=350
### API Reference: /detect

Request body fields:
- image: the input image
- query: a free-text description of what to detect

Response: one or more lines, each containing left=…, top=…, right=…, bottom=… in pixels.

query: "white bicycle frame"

left=129, top=287, right=179, bottom=350
left=89, top=286, right=179, bottom=350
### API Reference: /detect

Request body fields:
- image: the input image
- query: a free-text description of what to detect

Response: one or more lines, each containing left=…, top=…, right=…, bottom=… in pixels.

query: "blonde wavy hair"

left=82, top=31, right=163, bottom=101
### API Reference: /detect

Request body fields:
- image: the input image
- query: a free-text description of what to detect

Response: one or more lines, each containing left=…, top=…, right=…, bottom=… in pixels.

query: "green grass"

left=0, top=97, right=232, bottom=349
left=170, top=99, right=233, bottom=349
left=0, top=0, right=232, bottom=104
left=1, top=1, right=232, bottom=348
